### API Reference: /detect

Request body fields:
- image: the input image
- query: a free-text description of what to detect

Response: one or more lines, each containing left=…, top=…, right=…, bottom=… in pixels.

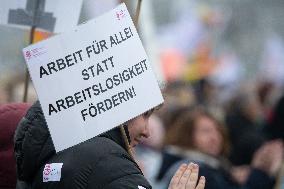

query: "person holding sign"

left=14, top=101, right=205, bottom=189
left=17, top=3, right=206, bottom=189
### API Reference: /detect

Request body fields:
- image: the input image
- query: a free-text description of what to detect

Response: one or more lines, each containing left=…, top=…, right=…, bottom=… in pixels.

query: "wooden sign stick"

left=120, top=0, right=143, bottom=158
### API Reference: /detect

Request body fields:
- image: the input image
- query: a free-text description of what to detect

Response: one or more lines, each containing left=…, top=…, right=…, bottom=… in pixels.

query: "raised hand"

left=252, top=139, right=283, bottom=176
left=168, top=163, right=206, bottom=189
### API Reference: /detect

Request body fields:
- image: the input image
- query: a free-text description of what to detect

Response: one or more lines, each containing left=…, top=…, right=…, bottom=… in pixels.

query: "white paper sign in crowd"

left=0, top=0, right=82, bottom=33
left=23, top=3, right=164, bottom=152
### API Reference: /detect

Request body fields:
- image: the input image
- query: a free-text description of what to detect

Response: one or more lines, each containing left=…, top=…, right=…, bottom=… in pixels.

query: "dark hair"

left=142, top=104, right=163, bottom=118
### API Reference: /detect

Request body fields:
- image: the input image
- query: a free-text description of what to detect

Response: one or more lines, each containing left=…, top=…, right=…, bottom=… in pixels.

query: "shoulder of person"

left=31, top=136, right=149, bottom=189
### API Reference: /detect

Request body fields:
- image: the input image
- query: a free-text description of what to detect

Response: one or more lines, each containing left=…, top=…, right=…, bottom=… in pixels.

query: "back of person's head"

left=0, top=103, right=30, bottom=189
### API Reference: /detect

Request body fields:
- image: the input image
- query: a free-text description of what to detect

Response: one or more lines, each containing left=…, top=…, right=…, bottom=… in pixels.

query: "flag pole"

left=23, top=0, right=40, bottom=102
left=120, top=0, right=143, bottom=158
left=23, top=26, right=36, bottom=102
left=134, top=0, right=142, bottom=28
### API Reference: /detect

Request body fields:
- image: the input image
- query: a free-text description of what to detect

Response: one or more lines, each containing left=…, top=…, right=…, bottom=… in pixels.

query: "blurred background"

left=1, top=0, right=284, bottom=103
left=1, top=0, right=284, bottom=189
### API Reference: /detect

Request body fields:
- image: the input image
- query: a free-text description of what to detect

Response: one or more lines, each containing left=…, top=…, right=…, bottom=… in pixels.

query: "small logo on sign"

left=43, top=164, right=52, bottom=176
left=116, top=10, right=126, bottom=20
left=25, top=50, right=32, bottom=60
left=25, top=46, right=47, bottom=61
left=43, top=163, right=63, bottom=182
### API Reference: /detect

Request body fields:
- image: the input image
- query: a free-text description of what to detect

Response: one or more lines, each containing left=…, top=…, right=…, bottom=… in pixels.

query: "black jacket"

left=158, top=148, right=275, bottom=189
left=14, top=101, right=152, bottom=189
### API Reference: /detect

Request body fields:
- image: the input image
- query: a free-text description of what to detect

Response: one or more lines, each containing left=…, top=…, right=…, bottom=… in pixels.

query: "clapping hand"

left=168, top=163, right=206, bottom=189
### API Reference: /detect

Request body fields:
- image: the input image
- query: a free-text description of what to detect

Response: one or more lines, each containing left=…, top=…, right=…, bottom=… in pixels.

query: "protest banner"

left=23, top=3, right=164, bottom=152
left=0, top=0, right=82, bottom=33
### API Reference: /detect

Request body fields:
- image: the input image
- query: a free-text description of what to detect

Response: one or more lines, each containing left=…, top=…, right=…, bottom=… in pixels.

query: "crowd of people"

left=1, top=100, right=206, bottom=189
left=135, top=79, right=284, bottom=189
left=1, top=75, right=284, bottom=189
left=1, top=77, right=284, bottom=189
left=1, top=1, right=284, bottom=189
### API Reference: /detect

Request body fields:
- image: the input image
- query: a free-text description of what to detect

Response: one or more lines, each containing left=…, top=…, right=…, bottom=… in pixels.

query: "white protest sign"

left=0, top=0, right=82, bottom=33
left=23, top=3, right=164, bottom=152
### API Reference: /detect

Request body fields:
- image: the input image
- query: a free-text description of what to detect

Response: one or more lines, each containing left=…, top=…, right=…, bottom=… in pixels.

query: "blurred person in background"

left=256, top=81, right=276, bottom=118
left=263, top=94, right=284, bottom=141
left=0, top=85, right=9, bottom=103
left=1, top=73, right=37, bottom=103
left=225, top=90, right=266, bottom=166
left=154, top=81, right=197, bottom=183
left=156, top=107, right=283, bottom=189
left=156, top=106, right=193, bottom=182
left=192, top=78, right=217, bottom=107
left=262, top=94, right=284, bottom=189
left=159, top=81, right=196, bottom=114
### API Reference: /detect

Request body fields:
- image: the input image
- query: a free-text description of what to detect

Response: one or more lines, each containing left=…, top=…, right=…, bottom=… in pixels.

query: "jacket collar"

left=98, top=125, right=131, bottom=152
